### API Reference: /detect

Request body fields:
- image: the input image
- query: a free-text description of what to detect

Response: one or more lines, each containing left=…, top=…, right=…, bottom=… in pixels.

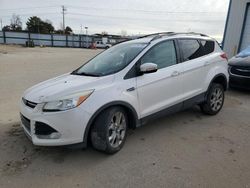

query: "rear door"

left=199, top=40, right=216, bottom=72
left=136, top=40, right=183, bottom=118
left=178, top=39, right=208, bottom=100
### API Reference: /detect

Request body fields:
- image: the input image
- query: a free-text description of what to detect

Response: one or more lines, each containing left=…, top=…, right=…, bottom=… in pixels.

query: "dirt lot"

left=0, top=45, right=250, bottom=188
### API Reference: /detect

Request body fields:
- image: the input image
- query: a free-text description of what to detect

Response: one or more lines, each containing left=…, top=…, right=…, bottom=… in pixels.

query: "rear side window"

left=200, top=40, right=215, bottom=55
left=178, top=39, right=204, bottom=61
left=141, top=40, right=177, bottom=69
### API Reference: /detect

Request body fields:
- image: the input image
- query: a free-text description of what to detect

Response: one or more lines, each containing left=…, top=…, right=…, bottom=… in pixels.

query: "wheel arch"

left=209, top=73, right=228, bottom=91
left=83, top=101, right=140, bottom=146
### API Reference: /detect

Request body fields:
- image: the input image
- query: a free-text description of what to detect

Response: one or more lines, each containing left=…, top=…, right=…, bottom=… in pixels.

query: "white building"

left=223, top=0, right=250, bottom=58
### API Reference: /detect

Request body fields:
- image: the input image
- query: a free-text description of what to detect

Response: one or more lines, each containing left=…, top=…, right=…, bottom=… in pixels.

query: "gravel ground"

left=0, top=45, right=250, bottom=188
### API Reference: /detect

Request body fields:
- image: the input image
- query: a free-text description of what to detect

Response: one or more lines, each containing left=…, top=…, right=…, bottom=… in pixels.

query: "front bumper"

left=229, top=74, right=250, bottom=90
left=20, top=100, right=92, bottom=146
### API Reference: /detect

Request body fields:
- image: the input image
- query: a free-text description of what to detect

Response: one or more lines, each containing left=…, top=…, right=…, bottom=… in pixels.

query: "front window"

left=73, top=42, right=147, bottom=76
left=140, top=40, right=177, bottom=69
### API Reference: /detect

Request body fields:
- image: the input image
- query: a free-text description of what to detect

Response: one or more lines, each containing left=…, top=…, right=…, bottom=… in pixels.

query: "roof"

left=125, top=32, right=214, bottom=44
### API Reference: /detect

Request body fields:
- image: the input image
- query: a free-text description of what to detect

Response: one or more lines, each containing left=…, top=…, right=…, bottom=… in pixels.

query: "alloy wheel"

left=210, top=87, right=223, bottom=111
left=108, top=112, right=126, bottom=148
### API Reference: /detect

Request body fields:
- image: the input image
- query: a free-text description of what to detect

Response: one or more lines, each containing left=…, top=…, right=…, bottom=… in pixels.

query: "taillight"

left=220, top=53, right=228, bottom=61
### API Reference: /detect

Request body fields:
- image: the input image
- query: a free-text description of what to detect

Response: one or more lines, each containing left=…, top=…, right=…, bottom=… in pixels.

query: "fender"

left=207, top=73, right=228, bottom=91
left=82, top=101, right=140, bottom=147
left=201, top=73, right=228, bottom=104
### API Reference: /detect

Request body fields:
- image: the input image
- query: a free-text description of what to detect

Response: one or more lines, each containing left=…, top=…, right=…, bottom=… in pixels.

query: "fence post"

left=28, top=32, right=31, bottom=41
left=66, top=35, right=68, bottom=47
left=79, top=35, right=82, bottom=48
left=3, top=31, right=6, bottom=44
left=51, top=34, right=54, bottom=47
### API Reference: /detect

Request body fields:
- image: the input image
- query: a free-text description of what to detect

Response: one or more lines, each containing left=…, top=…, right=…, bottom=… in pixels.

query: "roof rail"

left=138, top=32, right=175, bottom=39
left=186, top=32, right=208, bottom=37
left=138, top=32, right=209, bottom=42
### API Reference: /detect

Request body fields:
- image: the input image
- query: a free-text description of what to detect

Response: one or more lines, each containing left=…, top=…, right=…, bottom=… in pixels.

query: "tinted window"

left=141, top=40, right=177, bottom=69
left=179, top=39, right=204, bottom=61
left=200, top=40, right=215, bottom=55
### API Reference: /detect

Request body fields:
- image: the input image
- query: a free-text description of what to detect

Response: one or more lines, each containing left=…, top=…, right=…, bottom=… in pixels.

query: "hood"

left=229, top=56, right=250, bottom=67
left=23, top=73, right=115, bottom=103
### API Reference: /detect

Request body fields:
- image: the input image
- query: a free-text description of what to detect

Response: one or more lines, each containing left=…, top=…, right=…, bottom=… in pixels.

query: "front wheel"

left=200, top=83, right=225, bottom=115
left=90, top=107, right=128, bottom=154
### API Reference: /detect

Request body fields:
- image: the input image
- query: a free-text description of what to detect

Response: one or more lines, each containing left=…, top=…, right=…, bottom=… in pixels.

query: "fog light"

left=49, top=132, right=61, bottom=139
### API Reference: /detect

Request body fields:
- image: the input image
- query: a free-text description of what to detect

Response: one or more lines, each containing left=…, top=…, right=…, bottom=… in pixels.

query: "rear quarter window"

left=178, top=39, right=204, bottom=61
left=200, top=40, right=215, bottom=55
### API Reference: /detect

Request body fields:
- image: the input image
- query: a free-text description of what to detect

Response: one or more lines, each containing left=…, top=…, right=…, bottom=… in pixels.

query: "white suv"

left=20, top=32, right=229, bottom=154
left=95, top=41, right=112, bottom=49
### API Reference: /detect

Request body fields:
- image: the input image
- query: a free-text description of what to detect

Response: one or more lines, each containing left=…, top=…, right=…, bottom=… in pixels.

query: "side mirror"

left=140, top=63, right=158, bottom=74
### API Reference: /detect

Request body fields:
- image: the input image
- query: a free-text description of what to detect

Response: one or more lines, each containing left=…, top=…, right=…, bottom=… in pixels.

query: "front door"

left=136, top=40, right=183, bottom=118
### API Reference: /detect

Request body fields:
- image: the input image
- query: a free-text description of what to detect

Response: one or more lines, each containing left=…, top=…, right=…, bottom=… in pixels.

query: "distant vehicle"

left=20, top=32, right=228, bottom=154
left=229, top=46, right=250, bottom=90
left=95, top=41, right=112, bottom=49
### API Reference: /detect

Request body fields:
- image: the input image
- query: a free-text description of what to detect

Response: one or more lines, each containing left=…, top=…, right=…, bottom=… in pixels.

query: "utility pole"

left=0, top=18, right=2, bottom=31
left=62, top=5, right=67, bottom=33
left=85, top=27, right=88, bottom=47
left=85, top=26, right=88, bottom=35
left=37, top=20, right=40, bottom=46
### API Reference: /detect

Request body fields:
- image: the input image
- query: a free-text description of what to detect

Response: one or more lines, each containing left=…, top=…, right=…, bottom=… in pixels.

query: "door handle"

left=127, top=87, right=135, bottom=92
left=171, top=71, right=180, bottom=77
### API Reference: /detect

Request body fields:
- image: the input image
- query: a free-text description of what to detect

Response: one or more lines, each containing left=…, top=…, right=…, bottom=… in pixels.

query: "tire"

left=200, top=83, right=225, bottom=115
left=90, top=107, right=128, bottom=154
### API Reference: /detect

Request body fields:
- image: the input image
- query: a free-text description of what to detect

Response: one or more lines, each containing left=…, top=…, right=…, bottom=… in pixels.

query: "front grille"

left=20, top=114, right=31, bottom=132
left=22, top=98, right=37, bottom=109
left=230, top=66, right=250, bottom=77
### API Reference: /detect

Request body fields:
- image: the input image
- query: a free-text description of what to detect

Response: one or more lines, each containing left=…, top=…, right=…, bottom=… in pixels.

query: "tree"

left=2, top=25, right=11, bottom=31
left=42, top=20, right=54, bottom=33
left=120, top=30, right=127, bottom=37
left=65, top=26, right=73, bottom=34
left=10, top=14, right=22, bottom=31
left=55, top=26, right=73, bottom=34
left=26, top=16, right=42, bottom=33
left=26, top=16, right=54, bottom=34
left=101, top=31, right=108, bottom=35
left=54, top=29, right=64, bottom=34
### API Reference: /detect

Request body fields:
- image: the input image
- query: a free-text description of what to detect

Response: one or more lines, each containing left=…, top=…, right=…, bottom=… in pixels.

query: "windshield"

left=236, top=46, right=250, bottom=58
left=72, top=42, right=148, bottom=76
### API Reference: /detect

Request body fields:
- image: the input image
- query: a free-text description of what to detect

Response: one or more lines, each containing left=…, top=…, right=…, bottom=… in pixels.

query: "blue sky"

left=0, top=0, right=229, bottom=41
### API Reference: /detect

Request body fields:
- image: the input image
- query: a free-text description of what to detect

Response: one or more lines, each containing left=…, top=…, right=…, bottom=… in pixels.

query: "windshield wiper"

left=72, top=71, right=102, bottom=77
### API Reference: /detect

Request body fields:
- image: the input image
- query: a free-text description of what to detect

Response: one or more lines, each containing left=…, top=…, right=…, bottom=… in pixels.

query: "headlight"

left=42, top=90, right=94, bottom=112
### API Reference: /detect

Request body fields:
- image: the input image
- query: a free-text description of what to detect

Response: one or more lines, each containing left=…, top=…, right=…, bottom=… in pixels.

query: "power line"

left=0, top=5, right=59, bottom=11
left=0, top=12, right=58, bottom=18
left=0, top=4, right=226, bottom=32
left=0, top=5, right=226, bottom=15
left=67, top=12, right=225, bottom=23
left=66, top=5, right=226, bottom=14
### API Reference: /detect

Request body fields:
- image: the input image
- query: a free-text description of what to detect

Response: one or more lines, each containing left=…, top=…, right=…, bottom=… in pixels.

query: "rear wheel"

left=90, top=107, right=128, bottom=154
left=200, top=83, right=224, bottom=115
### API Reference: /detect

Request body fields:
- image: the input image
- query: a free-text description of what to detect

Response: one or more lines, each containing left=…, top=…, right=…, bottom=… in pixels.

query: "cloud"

left=0, top=0, right=229, bottom=40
